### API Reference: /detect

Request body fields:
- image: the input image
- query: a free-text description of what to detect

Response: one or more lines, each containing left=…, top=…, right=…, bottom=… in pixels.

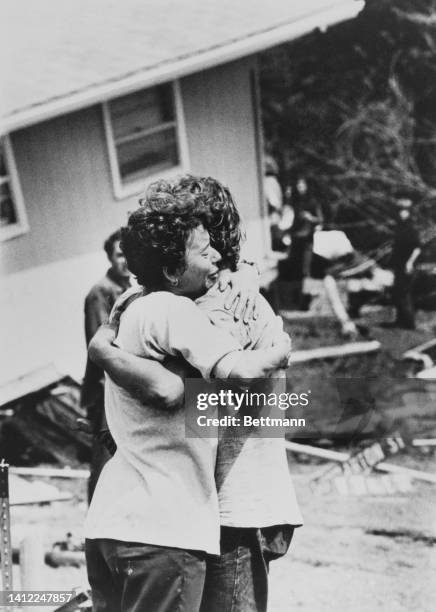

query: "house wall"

left=0, top=56, right=267, bottom=387
left=181, top=56, right=268, bottom=260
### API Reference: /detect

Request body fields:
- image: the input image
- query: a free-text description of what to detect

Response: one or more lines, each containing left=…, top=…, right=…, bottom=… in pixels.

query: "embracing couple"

left=84, top=175, right=303, bottom=612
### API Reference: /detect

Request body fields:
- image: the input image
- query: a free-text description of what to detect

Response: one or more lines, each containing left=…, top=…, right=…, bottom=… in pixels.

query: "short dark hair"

left=121, top=190, right=204, bottom=289
left=103, top=229, right=122, bottom=258
left=145, top=175, right=243, bottom=271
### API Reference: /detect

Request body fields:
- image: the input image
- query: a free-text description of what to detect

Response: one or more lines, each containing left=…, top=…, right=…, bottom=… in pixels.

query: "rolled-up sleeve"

left=164, top=296, right=242, bottom=380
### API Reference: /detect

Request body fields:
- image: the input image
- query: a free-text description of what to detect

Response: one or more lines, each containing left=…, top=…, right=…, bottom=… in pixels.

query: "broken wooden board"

left=1, top=376, right=91, bottom=465
left=412, top=438, right=436, bottom=447
left=290, top=340, right=381, bottom=364
left=10, top=466, right=90, bottom=479
left=280, top=310, right=336, bottom=321
left=1, top=412, right=90, bottom=465
left=416, top=366, right=436, bottom=380
left=332, top=473, right=413, bottom=496
left=34, top=383, right=90, bottom=447
left=403, top=338, right=436, bottom=362
left=0, top=364, right=64, bottom=408
left=402, top=338, right=436, bottom=379
left=285, top=440, right=436, bottom=484
left=9, top=474, right=72, bottom=506
left=309, top=434, right=407, bottom=493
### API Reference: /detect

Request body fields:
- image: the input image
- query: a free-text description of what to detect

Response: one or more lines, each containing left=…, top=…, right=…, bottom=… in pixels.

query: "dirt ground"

left=6, top=307, right=436, bottom=611
left=268, top=453, right=436, bottom=612
left=9, top=452, right=436, bottom=612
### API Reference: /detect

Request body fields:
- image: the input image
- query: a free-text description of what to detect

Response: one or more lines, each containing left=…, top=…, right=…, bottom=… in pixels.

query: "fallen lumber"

left=3, top=414, right=89, bottom=465
left=333, top=473, right=413, bottom=496
left=279, top=310, right=335, bottom=321
left=365, top=527, right=436, bottom=545
left=290, top=340, right=380, bottom=364
left=403, top=338, right=436, bottom=360
left=417, top=366, right=436, bottom=380
left=286, top=441, right=346, bottom=462
left=0, top=363, right=64, bottom=407
left=35, top=382, right=90, bottom=446
left=10, top=466, right=90, bottom=479
left=412, top=438, right=436, bottom=447
left=376, top=462, right=436, bottom=483
left=9, top=474, right=73, bottom=505
left=402, top=338, right=436, bottom=377
left=1, top=375, right=91, bottom=466
left=52, top=587, right=91, bottom=612
left=285, top=441, right=436, bottom=484
left=402, top=350, right=433, bottom=370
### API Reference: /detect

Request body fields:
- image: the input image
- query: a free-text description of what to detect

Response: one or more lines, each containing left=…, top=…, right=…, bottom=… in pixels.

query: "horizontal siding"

left=0, top=250, right=107, bottom=386
left=1, top=107, right=140, bottom=276
left=181, top=57, right=264, bottom=224
left=0, top=58, right=266, bottom=384
left=2, top=57, right=265, bottom=277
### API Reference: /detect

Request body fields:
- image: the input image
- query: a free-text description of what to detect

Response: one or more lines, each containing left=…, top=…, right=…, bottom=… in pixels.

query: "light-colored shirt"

left=197, top=287, right=303, bottom=528
left=85, top=292, right=242, bottom=554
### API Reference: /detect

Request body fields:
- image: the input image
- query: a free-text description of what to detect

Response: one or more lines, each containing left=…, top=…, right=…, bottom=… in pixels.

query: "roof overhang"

left=2, top=1, right=363, bottom=134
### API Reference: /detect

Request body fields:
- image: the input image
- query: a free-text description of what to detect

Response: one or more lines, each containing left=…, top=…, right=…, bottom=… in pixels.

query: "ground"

left=10, top=453, right=436, bottom=612
left=7, top=307, right=436, bottom=612
left=268, top=454, right=436, bottom=612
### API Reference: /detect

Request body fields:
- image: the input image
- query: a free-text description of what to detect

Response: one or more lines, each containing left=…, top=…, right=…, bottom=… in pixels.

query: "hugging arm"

left=219, top=338, right=291, bottom=379
left=89, top=292, right=291, bottom=406
left=89, top=324, right=185, bottom=410
left=164, top=298, right=291, bottom=382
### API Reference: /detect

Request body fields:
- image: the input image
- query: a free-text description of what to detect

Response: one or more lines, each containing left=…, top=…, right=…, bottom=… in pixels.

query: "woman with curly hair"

left=89, top=175, right=303, bottom=612
left=84, top=185, right=291, bottom=612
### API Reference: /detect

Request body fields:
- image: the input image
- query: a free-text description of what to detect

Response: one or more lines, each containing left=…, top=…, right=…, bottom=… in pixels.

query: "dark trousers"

left=85, top=538, right=206, bottom=612
left=393, top=270, right=415, bottom=329
left=200, top=526, right=294, bottom=612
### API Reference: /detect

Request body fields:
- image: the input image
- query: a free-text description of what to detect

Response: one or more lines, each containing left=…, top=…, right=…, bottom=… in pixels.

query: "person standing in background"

left=289, top=177, right=323, bottom=308
left=264, top=155, right=294, bottom=253
left=82, top=229, right=131, bottom=500
left=391, top=198, right=421, bottom=329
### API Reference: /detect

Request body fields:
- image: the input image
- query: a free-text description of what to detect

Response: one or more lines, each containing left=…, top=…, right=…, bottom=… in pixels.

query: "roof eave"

left=1, top=1, right=363, bottom=134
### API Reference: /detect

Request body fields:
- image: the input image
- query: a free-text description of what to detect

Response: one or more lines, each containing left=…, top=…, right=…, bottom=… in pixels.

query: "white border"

left=0, top=135, right=29, bottom=242
left=103, top=79, right=190, bottom=200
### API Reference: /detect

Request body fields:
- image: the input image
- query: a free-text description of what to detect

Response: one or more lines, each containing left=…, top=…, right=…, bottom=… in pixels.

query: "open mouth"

left=208, top=271, right=219, bottom=284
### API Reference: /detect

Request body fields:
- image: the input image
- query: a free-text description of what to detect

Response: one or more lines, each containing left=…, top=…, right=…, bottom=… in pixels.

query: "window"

left=0, top=136, right=28, bottom=241
left=103, top=81, right=188, bottom=198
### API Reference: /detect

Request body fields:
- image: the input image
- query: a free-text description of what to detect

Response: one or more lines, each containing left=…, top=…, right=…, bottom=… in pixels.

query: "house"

left=0, top=0, right=363, bottom=389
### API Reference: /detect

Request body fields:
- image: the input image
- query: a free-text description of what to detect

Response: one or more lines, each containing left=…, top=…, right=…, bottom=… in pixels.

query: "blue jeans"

left=200, top=526, right=294, bottom=612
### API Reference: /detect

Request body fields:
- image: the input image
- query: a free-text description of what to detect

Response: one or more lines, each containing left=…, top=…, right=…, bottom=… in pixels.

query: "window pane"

left=110, top=84, right=175, bottom=140
left=117, top=127, right=179, bottom=183
left=0, top=182, right=17, bottom=227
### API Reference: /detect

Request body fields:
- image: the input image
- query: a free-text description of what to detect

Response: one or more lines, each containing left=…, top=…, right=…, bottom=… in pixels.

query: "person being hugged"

left=84, top=187, right=291, bottom=612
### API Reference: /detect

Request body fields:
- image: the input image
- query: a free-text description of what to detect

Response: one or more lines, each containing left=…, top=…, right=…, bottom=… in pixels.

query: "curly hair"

left=141, top=175, right=243, bottom=271
left=121, top=190, right=205, bottom=289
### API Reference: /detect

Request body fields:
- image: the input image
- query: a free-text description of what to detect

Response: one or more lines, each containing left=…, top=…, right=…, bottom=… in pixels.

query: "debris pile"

left=0, top=366, right=91, bottom=466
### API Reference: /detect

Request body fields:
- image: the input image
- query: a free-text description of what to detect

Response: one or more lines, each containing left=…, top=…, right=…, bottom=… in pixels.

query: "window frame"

left=0, top=134, right=29, bottom=242
left=103, top=80, right=190, bottom=200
